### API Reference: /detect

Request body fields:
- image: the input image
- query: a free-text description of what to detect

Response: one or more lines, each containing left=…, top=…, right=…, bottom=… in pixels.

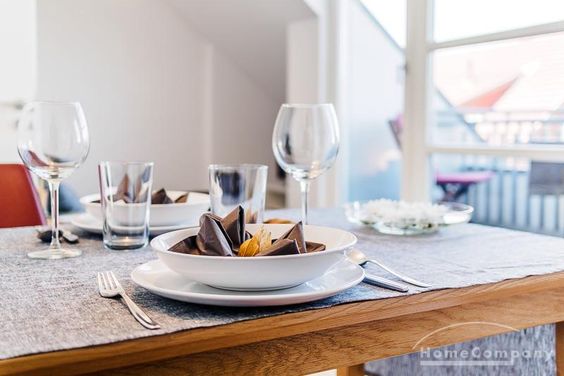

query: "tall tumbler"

left=98, top=161, right=154, bottom=250
left=209, top=164, right=268, bottom=223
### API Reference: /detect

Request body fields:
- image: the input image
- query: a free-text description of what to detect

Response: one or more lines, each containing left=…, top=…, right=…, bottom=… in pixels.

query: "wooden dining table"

left=2, top=271, right=564, bottom=375
left=3, top=209, right=564, bottom=375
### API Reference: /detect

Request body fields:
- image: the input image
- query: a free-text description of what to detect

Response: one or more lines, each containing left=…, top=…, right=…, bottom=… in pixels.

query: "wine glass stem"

left=48, top=180, right=61, bottom=250
left=299, top=180, right=310, bottom=225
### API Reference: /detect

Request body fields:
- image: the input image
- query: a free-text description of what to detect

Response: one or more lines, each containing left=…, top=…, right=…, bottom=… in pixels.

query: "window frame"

left=402, top=0, right=564, bottom=201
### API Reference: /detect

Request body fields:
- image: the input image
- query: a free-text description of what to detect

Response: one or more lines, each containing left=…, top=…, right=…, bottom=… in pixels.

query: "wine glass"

left=272, top=104, right=340, bottom=224
left=17, top=101, right=90, bottom=259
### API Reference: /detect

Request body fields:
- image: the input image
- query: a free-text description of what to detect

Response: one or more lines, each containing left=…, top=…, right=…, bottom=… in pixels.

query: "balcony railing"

left=435, top=109, right=564, bottom=236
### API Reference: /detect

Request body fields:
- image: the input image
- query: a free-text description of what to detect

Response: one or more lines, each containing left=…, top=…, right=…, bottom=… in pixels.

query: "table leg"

left=336, top=364, right=364, bottom=376
left=557, top=322, right=564, bottom=376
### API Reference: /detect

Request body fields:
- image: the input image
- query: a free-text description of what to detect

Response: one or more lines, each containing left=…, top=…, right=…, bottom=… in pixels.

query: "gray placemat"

left=2, top=208, right=564, bottom=360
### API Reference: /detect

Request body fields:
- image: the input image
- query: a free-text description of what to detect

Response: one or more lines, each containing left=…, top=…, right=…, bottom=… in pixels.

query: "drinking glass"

left=209, top=164, right=268, bottom=223
left=98, top=162, right=154, bottom=250
left=17, top=101, right=90, bottom=259
left=272, top=104, right=340, bottom=224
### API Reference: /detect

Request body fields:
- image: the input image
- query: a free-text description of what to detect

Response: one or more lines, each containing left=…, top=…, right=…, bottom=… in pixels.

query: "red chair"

left=0, top=164, right=46, bottom=228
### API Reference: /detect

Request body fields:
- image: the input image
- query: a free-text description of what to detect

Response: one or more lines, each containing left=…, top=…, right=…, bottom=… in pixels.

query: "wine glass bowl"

left=17, top=101, right=90, bottom=259
left=272, top=104, right=340, bottom=224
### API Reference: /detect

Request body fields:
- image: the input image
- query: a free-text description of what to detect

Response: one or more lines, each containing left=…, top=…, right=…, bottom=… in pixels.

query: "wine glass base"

left=27, top=248, right=82, bottom=260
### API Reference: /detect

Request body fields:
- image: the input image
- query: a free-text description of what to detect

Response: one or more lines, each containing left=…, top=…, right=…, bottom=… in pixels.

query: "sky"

left=361, top=0, right=564, bottom=46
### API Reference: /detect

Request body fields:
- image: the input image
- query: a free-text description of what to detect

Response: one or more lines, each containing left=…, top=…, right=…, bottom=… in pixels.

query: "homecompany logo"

left=413, top=322, right=552, bottom=367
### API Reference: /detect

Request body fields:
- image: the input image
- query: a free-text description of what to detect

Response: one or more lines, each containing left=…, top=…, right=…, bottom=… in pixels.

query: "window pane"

left=432, top=32, right=564, bottom=145
left=360, top=0, right=406, bottom=48
left=434, top=0, right=564, bottom=42
left=432, top=153, right=564, bottom=236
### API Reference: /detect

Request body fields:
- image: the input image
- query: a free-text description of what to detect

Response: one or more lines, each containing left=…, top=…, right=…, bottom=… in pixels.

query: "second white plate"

left=131, top=259, right=365, bottom=307
left=71, top=214, right=196, bottom=236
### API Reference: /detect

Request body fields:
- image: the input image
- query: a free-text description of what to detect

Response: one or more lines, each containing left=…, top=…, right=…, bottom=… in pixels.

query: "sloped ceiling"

left=166, top=0, right=315, bottom=104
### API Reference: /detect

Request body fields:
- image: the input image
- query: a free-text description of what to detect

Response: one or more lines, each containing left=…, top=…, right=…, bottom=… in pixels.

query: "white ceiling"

left=167, top=0, right=315, bottom=104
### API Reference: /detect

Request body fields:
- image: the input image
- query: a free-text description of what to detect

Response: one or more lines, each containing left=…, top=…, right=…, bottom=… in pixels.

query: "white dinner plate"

left=80, top=191, right=209, bottom=227
left=131, top=259, right=365, bottom=307
left=71, top=214, right=196, bottom=236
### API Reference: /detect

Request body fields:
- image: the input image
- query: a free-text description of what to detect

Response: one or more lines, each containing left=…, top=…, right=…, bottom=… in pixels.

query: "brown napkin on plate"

left=305, top=241, right=326, bottom=253
left=195, top=214, right=234, bottom=256
left=168, top=206, right=248, bottom=256
left=115, top=174, right=133, bottom=203
left=170, top=213, right=234, bottom=256
left=258, top=239, right=300, bottom=256
left=258, top=222, right=326, bottom=256
left=169, top=208, right=325, bottom=257
left=151, top=188, right=173, bottom=204
left=221, top=206, right=247, bottom=248
left=277, top=221, right=307, bottom=254
left=114, top=172, right=151, bottom=203
left=175, top=193, right=189, bottom=203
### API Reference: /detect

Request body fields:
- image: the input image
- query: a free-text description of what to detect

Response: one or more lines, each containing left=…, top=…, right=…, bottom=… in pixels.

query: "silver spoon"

left=347, top=249, right=431, bottom=288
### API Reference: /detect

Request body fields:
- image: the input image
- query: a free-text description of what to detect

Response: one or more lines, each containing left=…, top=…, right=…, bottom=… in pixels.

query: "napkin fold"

left=175, top=193, right=189, bottom=203
left=151, top=188, right=173, bottom=204
left=274, top=222, right=307, bottom=254
left=113, top=170, right=151, bottom=203
left=169, top=207, right=247, bottom=256
left=195, top=214, right=234, bottom=256
left=169, top=209, right=325, bottom=257
left=221, top=206, right=247, bottom=248
left=170, top=214, right=234, bottom=256
left=258, top=239, right=300, bottom=256
left=115, top=174, right=133, bottom=203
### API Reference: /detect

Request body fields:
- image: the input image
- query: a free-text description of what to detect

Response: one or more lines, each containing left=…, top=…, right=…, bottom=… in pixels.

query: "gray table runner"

left=2, top=208, right=564, bottom=360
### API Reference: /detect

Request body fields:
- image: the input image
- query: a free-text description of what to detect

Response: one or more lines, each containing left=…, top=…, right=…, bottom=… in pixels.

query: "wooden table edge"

left=3, top=271, right=564, bottom=375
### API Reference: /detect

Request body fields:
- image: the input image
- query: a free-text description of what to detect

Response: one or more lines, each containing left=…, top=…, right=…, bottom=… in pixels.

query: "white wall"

left=0, top=0, right=35, bottom=102
left=208, top=48, right=278, bottom=173
left=0, top=0, right=36, bottom=163
left=34, top=0, right=279, bottom=197
left=285, top=18, right=320, bottom=208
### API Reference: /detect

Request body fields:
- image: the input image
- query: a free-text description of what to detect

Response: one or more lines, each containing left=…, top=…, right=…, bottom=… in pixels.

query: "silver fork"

left=97, top=271, right=160, bottom=330
left=347, top=249, right=432, bottom=288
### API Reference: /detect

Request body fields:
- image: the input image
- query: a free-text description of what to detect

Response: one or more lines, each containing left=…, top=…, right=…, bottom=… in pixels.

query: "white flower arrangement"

left=353, top=199, right=449, bottom=232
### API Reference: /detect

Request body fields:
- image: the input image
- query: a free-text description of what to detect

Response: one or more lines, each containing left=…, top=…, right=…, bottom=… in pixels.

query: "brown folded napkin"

left=259, top=222, right=326, bottom=255
left=115, top=173, right=150, bottom=203
left=175, top=193, right=189, bottom=203
left=305, top=241, right=326, bottom=253
left=275, top=221, right=307, bottom=254
left=257, top=239, right=300, bottom=256
left=195, top=214, right=234, bottom=256
left=170, top=213, right=234, bottom=256
left=221, top=206, right=247, bottom=248
left=115, top=174, right=133, bottom=203
left=168, top=206, right=247, bottom=256
left=169, top=208, right=325, bottom=257
left=151, top=188, right=173, bottom=204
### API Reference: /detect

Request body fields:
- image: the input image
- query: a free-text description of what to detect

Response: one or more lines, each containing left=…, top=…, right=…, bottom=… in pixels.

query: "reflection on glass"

left=17, top=101, right=90, bottom=259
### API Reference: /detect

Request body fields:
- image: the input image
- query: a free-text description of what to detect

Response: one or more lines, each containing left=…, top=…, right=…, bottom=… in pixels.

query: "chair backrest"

left=529, top=161, right=564, bottom=195
left=0, top=164, right=46, bottom=228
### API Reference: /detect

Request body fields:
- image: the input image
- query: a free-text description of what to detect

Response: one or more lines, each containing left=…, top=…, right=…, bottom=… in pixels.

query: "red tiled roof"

left=459, top=78, right=518, bottom=109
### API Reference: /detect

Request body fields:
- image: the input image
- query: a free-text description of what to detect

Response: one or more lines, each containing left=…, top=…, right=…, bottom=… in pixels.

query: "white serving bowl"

left=80, top=191, right=210, bottom=227
left=150, top=224, right=357, bottom=291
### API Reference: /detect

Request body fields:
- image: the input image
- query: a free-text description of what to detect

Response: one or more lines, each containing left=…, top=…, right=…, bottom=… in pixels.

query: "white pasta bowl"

left=150, top=224, right=357, bottom=291
left=80, top=191, right=210, bottom=227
